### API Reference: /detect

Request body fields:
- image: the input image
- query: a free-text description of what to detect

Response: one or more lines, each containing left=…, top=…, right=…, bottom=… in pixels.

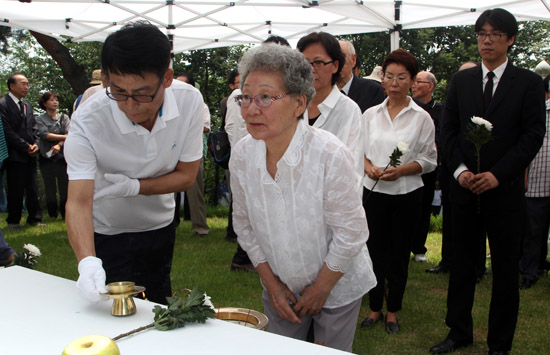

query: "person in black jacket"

left=337, top=40, right=385, bottom=113
left=0, top=74, right=43, bottom=227
left=430, top=8, right=546, bottom=355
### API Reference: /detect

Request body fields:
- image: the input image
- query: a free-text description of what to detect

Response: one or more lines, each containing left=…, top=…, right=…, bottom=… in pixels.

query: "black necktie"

left=483, top=71, right=495, bottom=115
left=18, top=101, right=27, bottom=128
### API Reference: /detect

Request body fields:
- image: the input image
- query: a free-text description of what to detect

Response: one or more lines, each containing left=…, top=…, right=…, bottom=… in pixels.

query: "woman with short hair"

left=36, top=91, right=70, bottom=219
left=360, top=49, right=437, bottom=334
left=297, top=32, right=364, bottom=179
left=230, top=43, right=376, bottom=352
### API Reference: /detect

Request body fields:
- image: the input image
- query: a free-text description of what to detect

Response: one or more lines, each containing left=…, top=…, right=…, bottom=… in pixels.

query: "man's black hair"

left=475, top=8, right=518, bottom=49
left=101, top=21, right=171, bottom=78
left=263, top=35, right=290, bottom=47
left=227, top=69, right=239, bottom=85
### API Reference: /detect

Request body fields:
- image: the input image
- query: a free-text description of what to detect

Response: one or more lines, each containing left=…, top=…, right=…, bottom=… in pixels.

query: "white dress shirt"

left=230, top=120, right=376, bottom=308
left=224, top=88, right=248, bottom=147
left=304, top=85, right=363, bottom=181
left=362, top=97, right=437, bottom=195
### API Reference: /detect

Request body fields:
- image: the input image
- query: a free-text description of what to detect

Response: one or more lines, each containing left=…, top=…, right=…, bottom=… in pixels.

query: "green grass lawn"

left=3, top=211, right=549, bottom=354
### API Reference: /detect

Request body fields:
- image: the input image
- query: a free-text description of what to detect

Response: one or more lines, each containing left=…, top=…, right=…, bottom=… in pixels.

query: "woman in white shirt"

left=360, top=49, right=437, bottom=334
left=296, top=32, right=363, bottom=179
left=230, top=43, right=376, bottom=352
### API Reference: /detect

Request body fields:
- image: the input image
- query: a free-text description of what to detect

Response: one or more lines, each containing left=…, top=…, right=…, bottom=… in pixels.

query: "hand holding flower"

left=470, top=171, right=499, bottom=194
left=458, top=170, right=475, bottom=189
left=379, top=166, right=403, bottom=181
left=364, top=142, right=408, bottom=201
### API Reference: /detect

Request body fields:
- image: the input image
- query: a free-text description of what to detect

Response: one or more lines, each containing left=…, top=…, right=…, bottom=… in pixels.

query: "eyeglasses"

left=413, top=80, right=431, bottom=85
left=383, top=75, right=410, bottom=84
left=475, top=32, right=507, bottom=42
left=106, top=79, right=163, bottom=103
left=235, top=93, right=289, bottom=108
left=308, top=60, right=334, bottom=68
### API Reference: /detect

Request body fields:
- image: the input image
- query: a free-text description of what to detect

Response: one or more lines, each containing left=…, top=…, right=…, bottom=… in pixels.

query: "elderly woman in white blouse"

left=360, top=49, right=436, bottom=334
left=230, top=43, right=376, bottom=352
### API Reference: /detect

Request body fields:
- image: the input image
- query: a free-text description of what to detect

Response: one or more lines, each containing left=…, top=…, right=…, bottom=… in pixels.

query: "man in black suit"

left=430, top=9, right=546, bottom=355
left=337, top=40, right=385, bottom=113
left=0, top=74, right=43, bottom=227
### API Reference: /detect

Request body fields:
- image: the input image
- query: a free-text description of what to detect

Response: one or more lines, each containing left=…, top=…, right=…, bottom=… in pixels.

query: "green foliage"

left=152, top=286, right=216, bottom=331
left=0, top=29, right=102, bottom=114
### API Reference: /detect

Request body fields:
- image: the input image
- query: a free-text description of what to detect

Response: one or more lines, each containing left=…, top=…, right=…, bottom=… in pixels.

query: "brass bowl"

left=215, top=307, right=268, bottom=330
left=107, top=281, right=135, bottom=294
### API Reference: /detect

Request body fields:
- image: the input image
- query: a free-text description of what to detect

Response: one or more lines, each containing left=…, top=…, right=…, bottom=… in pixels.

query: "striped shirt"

left=526, top=99, right=550, bottom=197
left=0, top=118, right=8, bottom=162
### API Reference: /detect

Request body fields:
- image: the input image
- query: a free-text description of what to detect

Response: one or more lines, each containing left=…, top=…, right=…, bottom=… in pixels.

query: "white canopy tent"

left=1, top=0, right=549, bottom=53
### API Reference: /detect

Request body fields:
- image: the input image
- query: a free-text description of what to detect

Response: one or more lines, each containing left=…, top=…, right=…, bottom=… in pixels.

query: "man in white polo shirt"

left=64, top=21, right=203, bottom=305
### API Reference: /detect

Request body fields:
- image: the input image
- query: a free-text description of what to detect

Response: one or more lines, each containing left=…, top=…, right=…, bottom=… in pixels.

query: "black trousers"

left=363, top=187, right=422, bottom=313
left=6, top=159, right=42, bottom=225
left=446, top=197, right=523, bottom=352
left=95, top=221, right=176, bottom=305
left=39, top=157, right=68, bottom=219
left=440, top=187, right=487, bottom=275
left=520, top=196, right=550, bottom=281
left=411, top=170, right=437, bottom=255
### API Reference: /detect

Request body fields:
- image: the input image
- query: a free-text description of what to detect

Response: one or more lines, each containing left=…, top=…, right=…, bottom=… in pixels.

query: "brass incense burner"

left=102, top=281, right=146, bottom=317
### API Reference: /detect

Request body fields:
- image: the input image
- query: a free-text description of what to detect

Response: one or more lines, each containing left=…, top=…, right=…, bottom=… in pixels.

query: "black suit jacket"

left=347, top=75, right=385, bottom=113
left=0, top=94, right=39, bottom=163
left=441, top=61, right=546, bottom=205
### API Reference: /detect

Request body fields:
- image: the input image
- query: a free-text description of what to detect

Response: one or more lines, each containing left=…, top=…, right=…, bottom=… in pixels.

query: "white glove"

left=77, top=256, right=108, bottom=302
left=94, top=173, right=140, bottom=200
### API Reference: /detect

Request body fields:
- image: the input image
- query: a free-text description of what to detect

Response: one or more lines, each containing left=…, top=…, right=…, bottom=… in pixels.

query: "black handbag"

left=209, top=130, right=230, bottom=169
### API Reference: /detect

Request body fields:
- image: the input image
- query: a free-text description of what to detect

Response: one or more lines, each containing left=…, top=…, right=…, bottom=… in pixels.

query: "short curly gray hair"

left=238, top=43, right=315, bottom=114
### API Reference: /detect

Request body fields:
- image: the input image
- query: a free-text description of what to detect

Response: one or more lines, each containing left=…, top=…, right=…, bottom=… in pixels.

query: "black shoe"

left=385, top=320, right=400, bottom=334
left=519, top=278, right=536, bottom=289
left=360, top=312, right=383, bottom=328
left=430, top=338, right=472, bottom=354
left=426, top=264, right=449, bottom=274
left=488, top=351, right=508, bottom=355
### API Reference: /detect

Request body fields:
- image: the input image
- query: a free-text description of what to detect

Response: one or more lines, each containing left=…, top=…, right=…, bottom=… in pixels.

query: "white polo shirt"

left=65, top=79, right=204, bottom=235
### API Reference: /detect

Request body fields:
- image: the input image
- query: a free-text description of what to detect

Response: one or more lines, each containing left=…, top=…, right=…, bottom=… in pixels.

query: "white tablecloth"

left=0, top=266, right=351, bottom=355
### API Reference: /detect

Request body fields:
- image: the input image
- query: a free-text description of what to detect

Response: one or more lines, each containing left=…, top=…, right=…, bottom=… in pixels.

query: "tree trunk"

left=30, top=31, right=90, bottom=96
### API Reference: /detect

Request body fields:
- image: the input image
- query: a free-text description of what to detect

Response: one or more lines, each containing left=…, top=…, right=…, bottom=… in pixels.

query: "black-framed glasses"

left=475, top=32, right=507, bottom=42
left=413, top=80, right=431, bottom=85
left=106, top=79, right=163, bottom=103
left=235, top=93, right=290, bottom=108
left=309, top=60, right=334, bottom=68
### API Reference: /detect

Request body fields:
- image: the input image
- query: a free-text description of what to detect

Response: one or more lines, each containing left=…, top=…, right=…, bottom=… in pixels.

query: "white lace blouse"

left=230, top=120, right=376, bottom=308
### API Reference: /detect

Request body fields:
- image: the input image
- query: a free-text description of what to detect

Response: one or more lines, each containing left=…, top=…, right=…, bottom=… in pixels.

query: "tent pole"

left=390, top=30, right=400, bottom=51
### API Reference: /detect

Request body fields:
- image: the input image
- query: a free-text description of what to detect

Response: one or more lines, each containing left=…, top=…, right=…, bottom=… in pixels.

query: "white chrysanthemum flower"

left=203, top=293, right=214, bottom=310
left=471, top=116, right=493, bottom=131
left=23, top=244, right=41, bottom=257
left=397, top=141, right=409, bottom=154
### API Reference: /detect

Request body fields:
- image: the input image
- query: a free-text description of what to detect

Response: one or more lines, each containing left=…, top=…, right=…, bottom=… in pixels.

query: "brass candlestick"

left=102, top=281, right=146, bottom=317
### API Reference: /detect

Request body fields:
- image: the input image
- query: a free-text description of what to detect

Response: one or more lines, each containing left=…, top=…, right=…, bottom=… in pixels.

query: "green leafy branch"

left=112, top=286, right=215, bottom=341
left=365, top=145, right=406, bottom=201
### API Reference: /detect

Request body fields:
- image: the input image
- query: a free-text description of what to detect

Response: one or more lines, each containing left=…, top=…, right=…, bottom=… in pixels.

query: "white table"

left=0, top=267, right=351, bottom=355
